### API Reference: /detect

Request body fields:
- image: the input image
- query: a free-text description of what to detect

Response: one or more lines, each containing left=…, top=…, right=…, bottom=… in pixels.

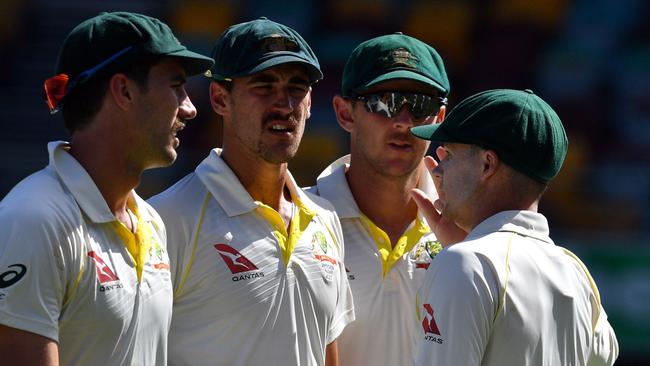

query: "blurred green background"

left=1, top=0, right=648, bottom=363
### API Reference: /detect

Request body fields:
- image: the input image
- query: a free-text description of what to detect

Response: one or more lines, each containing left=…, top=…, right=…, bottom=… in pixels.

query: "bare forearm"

left=0, top=324, right=59, bottom=366
left=325, top=339, right=339, bottom=366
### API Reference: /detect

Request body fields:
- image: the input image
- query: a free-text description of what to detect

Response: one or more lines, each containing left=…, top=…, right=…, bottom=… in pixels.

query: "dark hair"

left=61, top=53, right=162, bottom=133
left=213, top=79, right=232, bottom=92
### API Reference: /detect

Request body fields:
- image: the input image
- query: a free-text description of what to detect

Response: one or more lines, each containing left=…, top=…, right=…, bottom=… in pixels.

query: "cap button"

left=524, top=89, right=534, bottom=94
left=259, top=16, right=268, bottom=20
left=394, top=31, right=403, bottom=35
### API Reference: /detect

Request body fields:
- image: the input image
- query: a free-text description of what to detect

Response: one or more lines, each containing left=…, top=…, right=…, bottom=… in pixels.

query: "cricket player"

left=306, top=33, right=464, bottom=366
left=410, top=89, right=619, bottom=365
left=148, top=17, right=354, bottom=366
left=0, top=12, right=213, bottom=365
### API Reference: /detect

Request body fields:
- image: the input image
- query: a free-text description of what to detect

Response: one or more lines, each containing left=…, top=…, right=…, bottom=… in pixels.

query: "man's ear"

left=209, top=81, right=230, bottom=116
left=481, top=149, right=501, bottom=181
left=109, top=73, right=135, bottom=111
left=305, top=87, right=312, bottom=120
left=333, top=95, right=355, bottom=133
left=434, top=105, right=446, bottom=124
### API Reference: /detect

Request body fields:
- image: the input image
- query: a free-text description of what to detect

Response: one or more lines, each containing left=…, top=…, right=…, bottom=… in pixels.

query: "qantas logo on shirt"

left=422, top=303, right=444, bottom=344
left=88, top=251, right=119, bottom=283
left=214, top=244, right=264, bottom=282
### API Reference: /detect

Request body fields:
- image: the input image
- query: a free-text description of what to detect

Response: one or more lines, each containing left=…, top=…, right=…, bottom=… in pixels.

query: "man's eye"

left=290, top=86, right=308, bottom=94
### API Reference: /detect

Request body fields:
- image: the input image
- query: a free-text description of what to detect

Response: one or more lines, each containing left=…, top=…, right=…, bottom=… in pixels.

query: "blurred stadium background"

left=1, top=0, right=648, bottom=363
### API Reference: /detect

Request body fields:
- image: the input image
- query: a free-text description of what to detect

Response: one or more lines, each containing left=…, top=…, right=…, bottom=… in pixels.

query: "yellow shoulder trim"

left=560, top=247, right=602, bottom=331
left=62, top=255, right=84, bottom=308
left=175, top=192, right=211, bottom=299
left=494, top=234, right=514, bottom=323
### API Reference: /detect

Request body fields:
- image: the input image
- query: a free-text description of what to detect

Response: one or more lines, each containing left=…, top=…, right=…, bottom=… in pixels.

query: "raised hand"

left=412, top=155, right=467, bottom=246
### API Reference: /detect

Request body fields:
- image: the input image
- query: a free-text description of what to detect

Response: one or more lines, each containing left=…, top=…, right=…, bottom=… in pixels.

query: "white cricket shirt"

left=307, top=155, right=442, bottom=366
left=414, top=210, right=619, bottom=366
left=148, top=149, right=355, bottom=366
left=0, top=141, right=172, bottom=366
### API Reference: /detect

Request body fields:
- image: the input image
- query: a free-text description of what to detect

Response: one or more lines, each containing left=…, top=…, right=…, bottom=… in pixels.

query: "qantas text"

left=232, top=272, right=264, bottom=282
left=425, top=335, right=444, bottom=344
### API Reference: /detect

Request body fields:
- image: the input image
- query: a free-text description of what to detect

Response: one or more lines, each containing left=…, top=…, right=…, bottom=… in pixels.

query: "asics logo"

left=0, top=264, right=27, bottom=288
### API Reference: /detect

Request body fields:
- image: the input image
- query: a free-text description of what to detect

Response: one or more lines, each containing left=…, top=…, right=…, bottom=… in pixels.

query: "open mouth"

left=266, top=120, right=297, bottom=136
left=173, top=120, right=186, bottom=134
left=269, top=124, right=295, bottom=133
left=388, top=141, right=413, bottom=150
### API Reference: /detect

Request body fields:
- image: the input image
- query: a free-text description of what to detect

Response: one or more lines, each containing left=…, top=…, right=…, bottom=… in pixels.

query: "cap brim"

left=411, top=123, right=459, bottom=144
left=361, top=70, right=447, bottom=95
left=167, top=49, right=215, bottom=76
left=248, top=54, right=323, bottom=82
left=410, top=124, right=440, bottom=140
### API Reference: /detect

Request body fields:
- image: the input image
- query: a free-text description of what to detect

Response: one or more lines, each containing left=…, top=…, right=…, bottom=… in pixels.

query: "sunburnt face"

left=222, top=64, right=312, bottom=164
left=430, top=143, right=482, bottom=229
left=131, top=58, right=196, bottom=169
left=349, top=79, right=444, bottom=178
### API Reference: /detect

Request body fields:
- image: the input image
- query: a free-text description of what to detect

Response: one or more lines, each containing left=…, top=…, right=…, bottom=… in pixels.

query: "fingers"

left=435, top=145, right=446, bottom=161
left=423, top=155, right=437, bottom=172
left=412, top=187, right=468, bottom=247
left=411, top=188, right=441, bottom=228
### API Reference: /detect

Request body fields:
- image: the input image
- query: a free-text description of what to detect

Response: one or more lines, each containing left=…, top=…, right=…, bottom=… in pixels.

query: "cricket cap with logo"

left=341, top=33, right=450, bottom=97
left=206, top=17, right=322, bottom=83
left=411, top=89, right=568, bottom=184
left=44, top=11, right=214, bottom=113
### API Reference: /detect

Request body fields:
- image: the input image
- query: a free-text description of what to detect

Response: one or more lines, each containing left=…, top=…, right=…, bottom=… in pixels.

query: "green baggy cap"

left=56, top=12, right=214, bottom=80
left=342, top=33, right=449, bottom=97
left=410, top=89, right=568, bottom=183
left=207, top=17, right=322, bottom=83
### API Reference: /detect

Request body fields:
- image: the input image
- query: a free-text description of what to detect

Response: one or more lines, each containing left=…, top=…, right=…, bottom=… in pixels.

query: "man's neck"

left=69, top=135, right=140, bottom=222
left=346, top=162, right=421, bottom=245
left=221, top=148, right=290, bottom=212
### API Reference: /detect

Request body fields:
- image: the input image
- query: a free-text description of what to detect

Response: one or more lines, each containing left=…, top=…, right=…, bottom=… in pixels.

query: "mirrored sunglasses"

left=353, top=92, right=447, bottom=120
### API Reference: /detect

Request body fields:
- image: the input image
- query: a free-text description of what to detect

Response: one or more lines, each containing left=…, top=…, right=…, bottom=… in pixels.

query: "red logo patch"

left=314, top=254, right=337, bottom=265
left=88, top=251, right=119, bottom=283
left=214, top=244, right=259, bottom=274
left=422, top=303, right=441, bottom=335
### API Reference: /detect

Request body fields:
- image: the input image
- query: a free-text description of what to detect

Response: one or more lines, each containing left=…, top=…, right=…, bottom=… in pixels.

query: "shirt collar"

left=466, top=210, right=552, bottom=244
left=195, top=148, right=321, bottom=217
left=314, top=155, right=359, bottom=218
left=48, top=141, right=150, bottom=224
left=315, top=154, right=439, bottom=220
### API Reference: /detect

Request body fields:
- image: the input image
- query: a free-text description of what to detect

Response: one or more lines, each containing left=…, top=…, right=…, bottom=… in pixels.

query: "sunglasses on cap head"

left=349, top=91, right=447, bottom=120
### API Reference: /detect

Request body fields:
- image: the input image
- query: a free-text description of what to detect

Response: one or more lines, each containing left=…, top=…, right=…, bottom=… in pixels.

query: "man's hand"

left=412, top=155, right=467, bottom=246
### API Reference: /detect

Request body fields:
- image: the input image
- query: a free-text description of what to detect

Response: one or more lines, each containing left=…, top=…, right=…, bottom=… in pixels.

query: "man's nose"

left=178, top=92, right=197, bottom=120
left=392, top=105, right=415, bottom=129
